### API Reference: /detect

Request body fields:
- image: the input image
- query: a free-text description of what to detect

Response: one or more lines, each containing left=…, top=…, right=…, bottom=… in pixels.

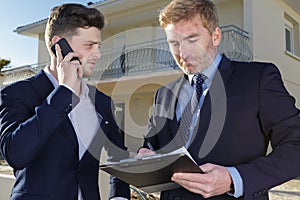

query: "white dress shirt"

left=43, top=66, right=127, bottom=200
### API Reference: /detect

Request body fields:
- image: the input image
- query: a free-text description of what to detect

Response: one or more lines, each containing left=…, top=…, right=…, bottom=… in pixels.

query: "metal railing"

left=90, top=38, right=178, bottom=82
left=219, top=25, right=253, bottom=61
left=2, top=25, right=252, bottom=84
left=90, top=25, right=252, bottom=81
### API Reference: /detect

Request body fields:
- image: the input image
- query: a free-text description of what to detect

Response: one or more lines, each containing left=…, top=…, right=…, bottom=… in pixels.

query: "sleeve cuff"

left=226, top=166, right=244, bottom=198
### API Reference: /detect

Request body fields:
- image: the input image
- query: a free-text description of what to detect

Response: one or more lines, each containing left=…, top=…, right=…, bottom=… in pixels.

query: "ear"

left=51, top=35, right=62, bottom=46
left=212, top=27, right=222, bottom=46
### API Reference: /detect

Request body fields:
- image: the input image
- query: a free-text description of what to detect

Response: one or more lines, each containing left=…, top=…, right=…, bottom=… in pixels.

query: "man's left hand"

left=171, top=163, right=232, bottom=198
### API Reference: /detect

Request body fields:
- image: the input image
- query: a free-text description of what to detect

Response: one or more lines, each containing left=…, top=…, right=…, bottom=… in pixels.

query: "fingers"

left=171, top=163, right=232, bottom=198
left=171, top=173, right=211, bottom=197
left=199, top=163, right=214, bottom=172
left=136, top=148, right=156, bottom=157
left=55, top=43, right=81, bottom=65
left=55, top=44, right=63, bottom=62
left=172, top=171, right=209, bottom=184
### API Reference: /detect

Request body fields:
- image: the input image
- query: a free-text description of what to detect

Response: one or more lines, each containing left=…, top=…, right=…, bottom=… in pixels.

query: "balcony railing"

left=90, top=39, right=178, bottom=82
left=89, top=25, right=252, bottom=82
left=2, top=25, right=252, bottom=85
left=219, top=25, right=253, bottom=62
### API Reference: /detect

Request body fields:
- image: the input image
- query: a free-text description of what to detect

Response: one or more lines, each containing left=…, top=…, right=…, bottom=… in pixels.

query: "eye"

left=169, top=41, right=179, bottom=47
left=188, top=38, right=197, bottom=43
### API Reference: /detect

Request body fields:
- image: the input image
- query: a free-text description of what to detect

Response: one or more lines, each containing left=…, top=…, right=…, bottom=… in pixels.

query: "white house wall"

left=38, top=33, right=49, bottom=65
left=249, top=0, right=300, bottom=107
left=216, top=0, right=244, bottom=28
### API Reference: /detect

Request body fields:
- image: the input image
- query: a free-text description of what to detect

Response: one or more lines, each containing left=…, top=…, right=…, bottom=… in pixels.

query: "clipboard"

left=99, top=149, right=203, bottom=193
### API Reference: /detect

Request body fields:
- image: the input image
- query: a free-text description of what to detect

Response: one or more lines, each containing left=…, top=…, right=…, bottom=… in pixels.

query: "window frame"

left=285, top=22, right=294, bottom=53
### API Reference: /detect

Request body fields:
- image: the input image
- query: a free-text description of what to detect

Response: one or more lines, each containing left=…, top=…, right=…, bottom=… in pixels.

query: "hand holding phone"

left=51, top=38, right=81, bottom=64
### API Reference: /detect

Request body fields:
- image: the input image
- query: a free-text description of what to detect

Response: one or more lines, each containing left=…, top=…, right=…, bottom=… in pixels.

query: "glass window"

left=284, top=13, right=300, bottom=58
left=285, top=24, right=293, bottom=53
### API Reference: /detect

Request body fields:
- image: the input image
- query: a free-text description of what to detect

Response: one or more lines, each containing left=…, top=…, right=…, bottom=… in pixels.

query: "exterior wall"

left=38, top=33, right=49, bottom=65
left=101, top=27, right=166, bottom=56
left=247, top=0, right=300, bottom=107
left=215, top=0, right=244, bottom=28
left=0, top=76, right=6, bottom=87
left=0, top=174, right=15, bottom=199
left=97, top=71, right=182, bottom=152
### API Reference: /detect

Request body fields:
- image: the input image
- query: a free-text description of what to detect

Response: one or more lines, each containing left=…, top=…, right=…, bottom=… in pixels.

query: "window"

left=284, top=13, right=300, bottom=58
left=285, top=23, right=294, bottom=53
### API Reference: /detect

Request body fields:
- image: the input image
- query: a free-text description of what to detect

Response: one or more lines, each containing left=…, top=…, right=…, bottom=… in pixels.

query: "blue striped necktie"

left=179, top=73, right=205, bottom=145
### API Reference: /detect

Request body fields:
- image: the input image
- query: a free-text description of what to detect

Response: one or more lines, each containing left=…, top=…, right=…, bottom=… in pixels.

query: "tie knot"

left=192, top=73, right=205, bottom=86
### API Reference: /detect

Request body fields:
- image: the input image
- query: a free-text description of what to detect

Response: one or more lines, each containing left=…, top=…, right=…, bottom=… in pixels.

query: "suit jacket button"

left=174, top=197, right=181, bottom=200
left=262, top=189, right=267, bottom=194
left=64, top=104, right=72, bottom=114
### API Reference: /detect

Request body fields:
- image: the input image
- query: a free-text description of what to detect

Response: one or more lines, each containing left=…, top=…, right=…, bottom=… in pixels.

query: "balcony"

left=89, top=25, right=252, bottom=82
left=219, top=25, right=253, bottom=62
left=1, top=25, right=252, bottom=85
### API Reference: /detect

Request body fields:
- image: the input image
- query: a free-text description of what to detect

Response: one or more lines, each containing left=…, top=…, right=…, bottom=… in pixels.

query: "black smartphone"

left=51, top=38, right=81, bottom=64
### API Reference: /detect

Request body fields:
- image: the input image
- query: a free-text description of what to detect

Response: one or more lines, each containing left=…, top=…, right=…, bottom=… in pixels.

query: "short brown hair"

left=159, top=0, right=219, bottom=34
left=45, top=3, right=105, bottom=49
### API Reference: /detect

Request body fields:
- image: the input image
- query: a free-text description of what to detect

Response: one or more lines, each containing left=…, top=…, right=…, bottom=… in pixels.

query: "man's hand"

left=136, top=148, right=156, bottom=157
left=55, top=44, right=82, bottom=95
left=171, top=163, right=233, bottom=198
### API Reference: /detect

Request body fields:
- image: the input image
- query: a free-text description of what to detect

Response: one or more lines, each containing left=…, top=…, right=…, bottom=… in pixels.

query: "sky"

left=0, top=0, right=93, bottom=68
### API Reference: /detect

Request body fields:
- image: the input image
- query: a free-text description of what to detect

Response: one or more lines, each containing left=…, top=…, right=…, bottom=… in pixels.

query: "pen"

left=146, top=141, right=155, bottom=151
left=144, top=135, right=155, bottom=151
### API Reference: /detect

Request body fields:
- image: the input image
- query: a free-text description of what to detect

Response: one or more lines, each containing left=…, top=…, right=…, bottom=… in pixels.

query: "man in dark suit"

left=0, top=4, right=129, bottom=200
left=138, top=0, right=300, bottom=199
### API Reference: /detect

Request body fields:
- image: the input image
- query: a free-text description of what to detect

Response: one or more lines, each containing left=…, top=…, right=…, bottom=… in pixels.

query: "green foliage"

left=0, top=58, right=10, bottom=68
left=0, top=58, right=11, bottom=74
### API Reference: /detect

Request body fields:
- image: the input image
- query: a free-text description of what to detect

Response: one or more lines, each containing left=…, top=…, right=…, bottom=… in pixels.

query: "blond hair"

left=159, top=0, right=219, bottom=34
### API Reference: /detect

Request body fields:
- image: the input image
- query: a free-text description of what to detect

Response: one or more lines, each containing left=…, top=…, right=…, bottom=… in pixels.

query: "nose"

left=179, top=44, right=188, bottom=59
left=92, top=45, right=101, bottom=59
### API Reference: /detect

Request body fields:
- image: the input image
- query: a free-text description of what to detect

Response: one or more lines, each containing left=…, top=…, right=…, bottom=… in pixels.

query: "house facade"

left=1, top=0, right=300, bottom=198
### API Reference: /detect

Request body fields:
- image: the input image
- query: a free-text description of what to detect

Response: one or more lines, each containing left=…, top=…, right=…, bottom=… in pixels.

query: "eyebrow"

left=184, top=33, right=200, bottom=40
left=167, top=33, right=200, bottom=43
left=84, top=41, right=102, bottom=45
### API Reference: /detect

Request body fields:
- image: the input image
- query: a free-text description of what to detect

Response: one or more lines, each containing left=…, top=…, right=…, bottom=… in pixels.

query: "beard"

left=178, top=41, right=216, bottom=75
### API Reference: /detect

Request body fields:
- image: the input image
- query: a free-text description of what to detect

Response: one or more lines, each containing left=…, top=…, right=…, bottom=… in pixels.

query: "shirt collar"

left=43, top=65, right=59, bottom=88
left=43, top=65, right=89, bottom=98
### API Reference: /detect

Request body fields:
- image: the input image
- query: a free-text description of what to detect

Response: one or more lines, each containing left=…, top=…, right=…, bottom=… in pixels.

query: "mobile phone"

left=51, top=38, right=81, bottom=64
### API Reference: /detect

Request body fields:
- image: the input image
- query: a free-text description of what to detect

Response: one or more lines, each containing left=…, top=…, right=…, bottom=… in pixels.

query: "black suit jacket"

left=143, top=55, right=300, bottom=200
left=0, top=70, right=130, bottom=200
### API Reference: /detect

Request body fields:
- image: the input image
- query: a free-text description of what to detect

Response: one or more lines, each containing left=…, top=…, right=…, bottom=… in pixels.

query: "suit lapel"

left=29, top=70, right=55, bottom=103
left=190, top=56, right=234, bottom=157
left=30, top=70, right=79, bottom=153
left=167, top=76, right=187, bottom=135
left=61, top=120, right=79, bottom=153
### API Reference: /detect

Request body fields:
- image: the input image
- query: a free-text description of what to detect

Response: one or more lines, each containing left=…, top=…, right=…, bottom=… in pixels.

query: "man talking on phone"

left=0, top=4, right=130, bottom=200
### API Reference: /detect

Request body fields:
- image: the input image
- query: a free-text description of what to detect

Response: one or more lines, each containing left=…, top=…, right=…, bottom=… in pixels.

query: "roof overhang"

left=283, top=0, right=300, bottom=15
left=14, top=19, right=47, bottom=38
left=14, top=0, right=169, bottom=38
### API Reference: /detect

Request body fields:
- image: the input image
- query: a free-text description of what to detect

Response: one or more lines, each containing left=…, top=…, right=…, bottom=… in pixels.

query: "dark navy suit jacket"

left=0, top=71, right=130, bottom=200
left=143, top=55, right=300, bottom=200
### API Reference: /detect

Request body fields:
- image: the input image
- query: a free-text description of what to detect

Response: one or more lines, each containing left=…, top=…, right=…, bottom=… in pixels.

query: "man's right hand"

left=55, top=44, right=82, bottom=96
left=136, top=148, right=156, bottom=157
